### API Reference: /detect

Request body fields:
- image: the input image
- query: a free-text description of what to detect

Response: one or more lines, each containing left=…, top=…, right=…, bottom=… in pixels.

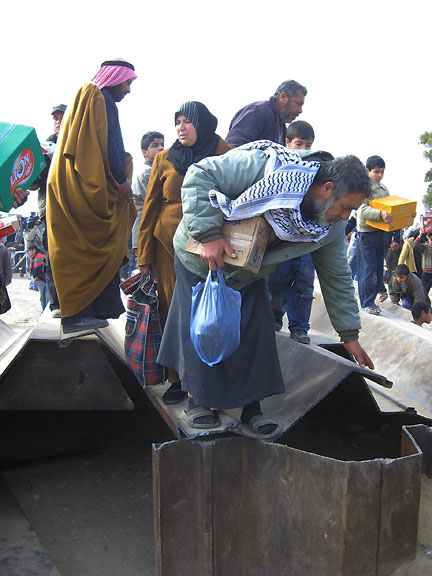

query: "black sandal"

left=162, top=383, right=188, bottom=405
left=241, top=401, right=279, bottom=436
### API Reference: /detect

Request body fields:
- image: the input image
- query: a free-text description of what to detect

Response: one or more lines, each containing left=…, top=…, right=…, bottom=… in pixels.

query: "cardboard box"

left=0, top=123, right=46, bottom=212
left=366, top=195, right=417, bottom=232
left=365, top=213, right=415, bottom=232
left=0, top=215, right=19, bottom=237
left=368, top=195, right=417, bottom=217
left=186, top=216, right=270, bottom=273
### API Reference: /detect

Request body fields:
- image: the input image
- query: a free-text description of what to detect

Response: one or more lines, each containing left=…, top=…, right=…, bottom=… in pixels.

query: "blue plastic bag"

left=190, top=268, right=242, bottom=366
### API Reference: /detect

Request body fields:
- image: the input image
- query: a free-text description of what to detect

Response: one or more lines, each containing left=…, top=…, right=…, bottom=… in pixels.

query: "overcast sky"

left=3, top=0, right=432, bottom=217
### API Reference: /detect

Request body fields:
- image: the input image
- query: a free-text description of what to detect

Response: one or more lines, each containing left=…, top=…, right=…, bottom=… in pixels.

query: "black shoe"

left=162, top=383, right=188, bottom=405
left=290, top=329, right=310, bottom=344
left=273, top=306, right=284, bottom=331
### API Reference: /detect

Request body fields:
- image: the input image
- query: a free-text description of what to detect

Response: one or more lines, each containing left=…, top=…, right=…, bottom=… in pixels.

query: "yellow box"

left=186, top=216, right=270, bottom=273
left=368, top=195, right=417, bottom=217
left=365, top=213, right=415, bottom=232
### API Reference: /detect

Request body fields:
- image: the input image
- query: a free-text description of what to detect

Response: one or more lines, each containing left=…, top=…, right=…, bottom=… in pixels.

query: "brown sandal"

left=367, top=307, right=381, bottom=316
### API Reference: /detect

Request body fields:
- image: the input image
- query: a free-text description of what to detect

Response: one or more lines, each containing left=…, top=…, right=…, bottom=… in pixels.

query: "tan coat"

left=137, top=139, right=231, bottom=266
left=137, top=139, right=231, bottom=383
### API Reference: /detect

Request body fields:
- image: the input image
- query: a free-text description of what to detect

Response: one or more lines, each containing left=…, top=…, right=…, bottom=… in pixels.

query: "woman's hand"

left=199, top=238, right=236, bottom=271
left=343, top=340, right=374, bottom=369
left=140, top=265, right=153, bottom=278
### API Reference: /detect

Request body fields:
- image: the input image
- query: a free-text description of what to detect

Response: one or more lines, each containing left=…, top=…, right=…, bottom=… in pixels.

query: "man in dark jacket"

left=226, top=80, right=307, bottom=146
left=226, top=81, right=310, bottom=341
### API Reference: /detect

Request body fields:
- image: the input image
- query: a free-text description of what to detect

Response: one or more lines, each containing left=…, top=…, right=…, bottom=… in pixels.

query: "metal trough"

left=2, top=316, right=431, bottom=575
left=152, top=333, right=432, bottom=576
left=0, top=315, right=144, bottom=410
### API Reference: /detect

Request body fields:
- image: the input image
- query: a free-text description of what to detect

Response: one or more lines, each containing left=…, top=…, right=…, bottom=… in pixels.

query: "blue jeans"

left=357, top=231, right=386, bottom=309
left=268, top=254, right=315, bottom=332
left=401, top=294, right=414, bottom=310
left=120, top=249, right=136, bottom=279
left=36, top=280, right=48, bottom=311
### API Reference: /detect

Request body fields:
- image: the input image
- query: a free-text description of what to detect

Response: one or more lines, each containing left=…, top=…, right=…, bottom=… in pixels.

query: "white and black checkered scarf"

left=209, top=140, right=331, bottom=242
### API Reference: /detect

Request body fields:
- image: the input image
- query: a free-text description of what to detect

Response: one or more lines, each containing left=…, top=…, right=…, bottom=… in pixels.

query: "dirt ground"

left=1, top=273, right=432, bottom=575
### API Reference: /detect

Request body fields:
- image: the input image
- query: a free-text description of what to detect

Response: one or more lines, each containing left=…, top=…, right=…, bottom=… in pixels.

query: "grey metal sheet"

left=29, top=311, right=126, bottom=357
left=0, top=318, right=19, bottom=348
left=153, top=439, right=214, bottom=576
left=0, top=339, right=133, bottom=410
left=154, top=434, right=423, bottom=576
left=376, top=431, right=422, bottom=575
left=92, top=318, right=128, bottom=363
left=145, top=332, right=393, bottom=442
left=0, top=326, right=31, bottom=377
left=310, top=285, right=432, bottom=418
left=29, top=308, right=61, bottom=341
left=258, top=333, right=391, bottom=439
left=212, top=438, right=381, bottom=576
left=0, top=311, right=394, bottom=438
left=403, top=424, right=432, bottom=478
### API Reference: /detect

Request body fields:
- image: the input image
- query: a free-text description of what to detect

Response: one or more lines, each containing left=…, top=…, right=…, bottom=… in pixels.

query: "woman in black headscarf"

left=137, top=101, right=231, bottom=404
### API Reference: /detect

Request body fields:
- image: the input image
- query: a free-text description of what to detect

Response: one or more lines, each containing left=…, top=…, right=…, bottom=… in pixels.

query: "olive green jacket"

left=174, top=148, right=361, bottom=340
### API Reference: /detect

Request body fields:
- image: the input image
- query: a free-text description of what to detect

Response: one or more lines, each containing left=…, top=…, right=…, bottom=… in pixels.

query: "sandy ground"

left=1, top=273, right=432, bottom=575
left=2, top=273, right=42, bottom=330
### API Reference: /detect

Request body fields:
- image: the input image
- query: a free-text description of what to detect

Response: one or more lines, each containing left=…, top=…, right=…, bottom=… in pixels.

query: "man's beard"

left=108, top=84, right=125, bottom=102
left=310, top=195, right=339, bottom=227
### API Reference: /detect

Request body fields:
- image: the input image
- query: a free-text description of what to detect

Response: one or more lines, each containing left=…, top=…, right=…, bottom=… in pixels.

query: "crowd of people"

left=5, top=58, right=431, bottom=436
left=346, top=154, right=432, bottom=317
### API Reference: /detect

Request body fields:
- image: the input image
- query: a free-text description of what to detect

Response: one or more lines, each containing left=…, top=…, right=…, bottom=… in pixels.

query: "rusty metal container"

left=152, top=335, right=432, bottom=576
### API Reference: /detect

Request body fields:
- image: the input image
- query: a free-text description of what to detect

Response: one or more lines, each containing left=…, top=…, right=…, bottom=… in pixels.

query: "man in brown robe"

left=47, top=59, right=137, bottom=334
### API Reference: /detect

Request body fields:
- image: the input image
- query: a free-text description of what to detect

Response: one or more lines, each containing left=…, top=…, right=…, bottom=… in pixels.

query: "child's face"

left=396, top=274, right=408, bottom=283
left=143, top=138, right=164, bottom=163
left=287, top=137, right=313, bottom=150
left=423, top=309, right=432, bottom=324
left=367, top=167, right=385, bottom=184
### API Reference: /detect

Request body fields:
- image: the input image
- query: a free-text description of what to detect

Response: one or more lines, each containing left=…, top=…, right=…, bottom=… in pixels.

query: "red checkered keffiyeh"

left=92, top=58, right=137, bottom=89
